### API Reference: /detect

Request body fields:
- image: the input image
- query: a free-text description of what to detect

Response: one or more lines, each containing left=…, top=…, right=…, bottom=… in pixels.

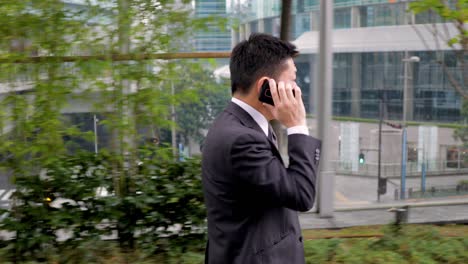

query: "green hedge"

left=1, top=223, right=466, bottom=263
left=1, top=148, right=467, bottom=263
left=304, top=225, right=468, bottom=264
left=0, top=147, right=206, bottom=262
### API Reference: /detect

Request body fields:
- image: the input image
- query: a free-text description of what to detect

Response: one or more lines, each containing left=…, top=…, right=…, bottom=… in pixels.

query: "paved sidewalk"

left=300, top=198, right=468, bottom=229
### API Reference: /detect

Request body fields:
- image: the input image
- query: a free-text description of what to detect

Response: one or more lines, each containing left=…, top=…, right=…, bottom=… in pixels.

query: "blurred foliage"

left=0, top=221, right=466, bottom=263
left=0, top=0, right=229, bottom=262
left=0, top=148, right=206, bottom=262
left=303, top=224, right=468, bottom=264
left=453, top=98, right=468, bottom=146
left=0, top=0, right=229, bottom=176
left=175, top=62, right=230, bottom=144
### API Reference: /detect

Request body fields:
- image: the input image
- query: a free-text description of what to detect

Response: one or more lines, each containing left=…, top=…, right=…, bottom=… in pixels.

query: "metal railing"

left=334, top=159, right=468, bottom=177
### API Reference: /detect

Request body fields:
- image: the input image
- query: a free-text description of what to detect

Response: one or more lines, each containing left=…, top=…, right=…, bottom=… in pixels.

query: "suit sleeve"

left=230, top=133, right=321, bottom=212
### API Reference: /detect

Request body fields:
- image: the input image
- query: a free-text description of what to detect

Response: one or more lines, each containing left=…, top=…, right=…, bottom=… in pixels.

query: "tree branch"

left=439, top=60, right=468, bottom=99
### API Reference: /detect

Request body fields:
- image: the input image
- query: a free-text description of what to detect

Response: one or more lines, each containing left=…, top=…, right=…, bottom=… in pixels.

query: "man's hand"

left=263, top=79, right=306, bottom=128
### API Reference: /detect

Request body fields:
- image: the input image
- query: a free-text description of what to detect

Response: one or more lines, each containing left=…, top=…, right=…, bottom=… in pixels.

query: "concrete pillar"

left=317, top=0, right=334, bottom=217
left=351, top=53, right=361, bottom=117
left=351, top=6, right=361, bottom=28
left=244, top=22, right=251, bottom=38
left=407, top=55, right=415, bottom=121
left=239, top=24, right=246, bottom=41
left=403, top=2, right=414, bottom=25
left=231, top=28, right=239, bottom=48
left=258, top=19, right=265, bottom=32
left=310, top=11, right=320, bottom=31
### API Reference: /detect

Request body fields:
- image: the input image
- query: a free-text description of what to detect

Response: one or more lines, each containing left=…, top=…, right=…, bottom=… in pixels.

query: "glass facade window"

left=294, top=12, right=311, bottom=38
left=263, top=17, right=281, bottom=37
left=413, top=51, right=462, bottom=122
left=446, top=146, right=468, bottom=169
left=321, top=50, right=463, bottom=122
left=233, top=1, right=464, bottom=123
left=360, top=3, right=406, bottom=27
left=245, top=0, right=281, bottom=21
left=333, top=53, right=352, bottom=116
left=334, top=8, right=351, bottom=29
left=194, top=0, right=231, bottom=51
left=415, top=10, right=444, bottom=24
left=301, top=0, right=395, bottom=12
left=263, top=17, right=273, bottom=34
left=250, top=21, right=258, bottom=33
left=196, top=0, right=226, bottom=15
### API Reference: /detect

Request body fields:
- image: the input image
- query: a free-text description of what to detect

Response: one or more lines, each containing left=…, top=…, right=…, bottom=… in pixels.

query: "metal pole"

left=378, top=96, right=383, bottom=202
left=401, top=128, right=407, bottom=199
left=171, top=82, right=177, bottom=158
left=317, top=0, right=334, bottom=217
left=94, top=115, right=99, bottom=154
left=401, top=51, right=408, bottom=200
left=421, top=161, right=426, bottom=193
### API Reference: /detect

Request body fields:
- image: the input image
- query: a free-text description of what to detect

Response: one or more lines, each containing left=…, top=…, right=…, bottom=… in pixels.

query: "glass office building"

left=194, top=0, right=232, bottom=51
left=231, top=0, right=464, bottom=123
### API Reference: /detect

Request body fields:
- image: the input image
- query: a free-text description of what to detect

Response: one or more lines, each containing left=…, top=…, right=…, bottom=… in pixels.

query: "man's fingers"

left=293, top=83, right=302, bottom=98
left=285, top=82, right=295, bottom=102
left=268, top=79, right=280, bottom=105
left=277, top=81, right=288, bottom=104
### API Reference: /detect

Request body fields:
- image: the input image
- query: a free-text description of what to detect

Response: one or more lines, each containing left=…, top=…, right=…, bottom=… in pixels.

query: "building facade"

left=231, top=0, right=464, bottom=123
left=194, top=0, right=232, bottom=51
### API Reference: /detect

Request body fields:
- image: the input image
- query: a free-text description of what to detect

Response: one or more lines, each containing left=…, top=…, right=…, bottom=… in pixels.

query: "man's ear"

left=256, top=77, right=269, bottom=94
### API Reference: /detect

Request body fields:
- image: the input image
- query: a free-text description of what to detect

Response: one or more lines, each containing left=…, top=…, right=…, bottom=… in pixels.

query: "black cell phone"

left=259, top=80, right=274, bottom=106
left=259, top=80, right=296, bottom=106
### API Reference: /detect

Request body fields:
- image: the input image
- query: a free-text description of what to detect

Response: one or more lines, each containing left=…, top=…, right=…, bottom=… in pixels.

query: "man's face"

left=276, top=58, right=297, bottom=84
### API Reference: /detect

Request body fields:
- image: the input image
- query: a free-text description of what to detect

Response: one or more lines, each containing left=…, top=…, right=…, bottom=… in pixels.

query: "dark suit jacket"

left=202, top=102, right=321, bottom=264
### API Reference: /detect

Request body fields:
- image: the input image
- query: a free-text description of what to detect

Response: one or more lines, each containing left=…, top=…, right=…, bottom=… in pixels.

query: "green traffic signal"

left=359, top=153, right=365, bottom=164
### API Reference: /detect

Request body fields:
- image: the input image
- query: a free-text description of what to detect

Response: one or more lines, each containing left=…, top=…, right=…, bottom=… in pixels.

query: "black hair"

left=229, top=33, right=298, bottom=95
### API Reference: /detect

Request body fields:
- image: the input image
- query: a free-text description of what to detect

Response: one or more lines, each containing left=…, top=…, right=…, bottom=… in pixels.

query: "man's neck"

left=233, top=94, right=270, bottom=120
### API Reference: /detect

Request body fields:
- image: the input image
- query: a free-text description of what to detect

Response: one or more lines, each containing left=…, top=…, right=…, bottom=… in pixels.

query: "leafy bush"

left=304, top=238, right=340, bottom=263
left=0, top=147, right=206, bottom=262
left=304, top=225, right=468, bottom=264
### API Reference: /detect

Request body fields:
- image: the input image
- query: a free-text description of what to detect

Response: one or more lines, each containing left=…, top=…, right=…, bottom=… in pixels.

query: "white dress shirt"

left=231, top=98, right=309, bottom=136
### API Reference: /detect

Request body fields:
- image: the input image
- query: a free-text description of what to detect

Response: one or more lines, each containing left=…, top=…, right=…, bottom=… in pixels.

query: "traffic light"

left=359, top=153, right=365, bottom=164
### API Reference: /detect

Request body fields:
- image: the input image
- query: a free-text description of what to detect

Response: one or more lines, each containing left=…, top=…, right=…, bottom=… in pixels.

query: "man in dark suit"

left=202, top=33, right=321, bottom=264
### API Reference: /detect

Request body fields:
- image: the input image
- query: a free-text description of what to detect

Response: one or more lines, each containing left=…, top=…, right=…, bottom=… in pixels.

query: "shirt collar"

left=231, top=97, right=269, bottom=137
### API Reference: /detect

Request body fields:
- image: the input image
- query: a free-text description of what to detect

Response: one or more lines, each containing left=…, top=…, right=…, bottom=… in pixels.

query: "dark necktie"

left=268, top=125, right=278, bottom=149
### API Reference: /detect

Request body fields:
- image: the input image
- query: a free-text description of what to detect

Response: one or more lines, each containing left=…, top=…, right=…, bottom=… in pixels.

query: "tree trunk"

left=280, top=0, right=292, bottom=41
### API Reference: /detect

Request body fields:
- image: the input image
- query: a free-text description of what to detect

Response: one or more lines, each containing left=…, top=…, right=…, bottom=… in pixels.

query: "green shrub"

left=303, top=225, right=468, bottom=264
left=0, top=147, right=206, bottom=262
left=304, top=238, right=340, bottom=263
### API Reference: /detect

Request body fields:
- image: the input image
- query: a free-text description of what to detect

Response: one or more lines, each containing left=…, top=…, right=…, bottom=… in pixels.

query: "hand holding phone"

left=259, top=80, right=274, bottom=106
left=259, top=79, right=295, bottom=106
left=260, top=79, right=305, bottom=128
